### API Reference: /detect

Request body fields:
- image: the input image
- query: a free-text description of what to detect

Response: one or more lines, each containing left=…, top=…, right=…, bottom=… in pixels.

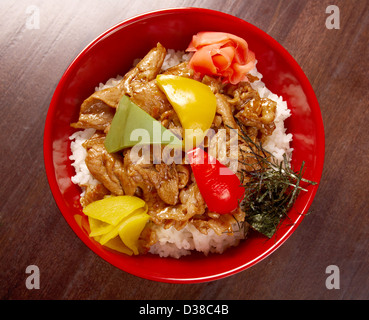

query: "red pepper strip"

left=187, top=147, right=245, bottom=214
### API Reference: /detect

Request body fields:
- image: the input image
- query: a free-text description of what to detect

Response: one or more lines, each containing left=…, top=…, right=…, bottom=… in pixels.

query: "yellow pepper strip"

left=102, top=237, right=133, bottom=256
left=83, top=195, right=151, bottom=255
left=88, top=216, right=114, bottom=237
left=156, top=75, right=216, bottom=150
left=98, top=206, right=148, bottom=246
left=118, top=211, right=150, bottom=255
left=83, top=195, right=146, bottom=226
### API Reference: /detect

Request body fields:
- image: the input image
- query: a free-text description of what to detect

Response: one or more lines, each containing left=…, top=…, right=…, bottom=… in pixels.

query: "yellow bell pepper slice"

left=156, top=75, right=216, bottom=150
left=83, top=195, right=146, bottom=226
left=92, top=235, right=133, bottom=255
left=97, top=206, right=148, bottom=245
left=98, top=206, right=148, bottom=246
left=118, top=211, right=150, bottom=255
left=103, top=236, right=133, bottom=256
left=83, top=195, right=150, bottom=255
left=88, top=216, right=114, bottom=237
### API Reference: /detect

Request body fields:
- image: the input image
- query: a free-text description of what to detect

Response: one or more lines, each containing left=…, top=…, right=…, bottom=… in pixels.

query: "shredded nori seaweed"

left=232, top=120, right=317, bottom=238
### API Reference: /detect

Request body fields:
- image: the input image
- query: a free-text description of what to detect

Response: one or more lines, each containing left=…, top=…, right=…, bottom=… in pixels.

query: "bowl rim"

left=43, top=7, right=325, bottom=283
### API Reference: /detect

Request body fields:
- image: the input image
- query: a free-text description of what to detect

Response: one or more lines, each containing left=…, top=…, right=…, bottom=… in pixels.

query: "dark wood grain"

left=1, top=0, right=368, bottom=300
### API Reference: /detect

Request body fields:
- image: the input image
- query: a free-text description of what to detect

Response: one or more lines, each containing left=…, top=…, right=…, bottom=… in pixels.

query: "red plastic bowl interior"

left=44, top=8, right=325, bottom=283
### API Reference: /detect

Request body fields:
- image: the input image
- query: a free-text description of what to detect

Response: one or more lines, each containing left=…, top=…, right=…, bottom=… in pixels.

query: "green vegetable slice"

left=104, top=95, right=183, bottom=153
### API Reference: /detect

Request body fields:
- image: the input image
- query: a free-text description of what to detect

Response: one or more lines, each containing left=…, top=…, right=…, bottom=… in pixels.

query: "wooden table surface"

left=1, top=0, right=368, bottom=300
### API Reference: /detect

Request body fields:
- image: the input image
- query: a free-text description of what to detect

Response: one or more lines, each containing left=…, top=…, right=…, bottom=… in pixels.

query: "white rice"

left=148, top=223, right=245, bottom=259
left=69, top=128, right=99, bottom=197
left=94, top=75, right=123, bottom=92
left=248, top=63, right=293, bottom=162
left=69, top=50, right=293, bottom=258
left=162, top=49, right=193, bottom=70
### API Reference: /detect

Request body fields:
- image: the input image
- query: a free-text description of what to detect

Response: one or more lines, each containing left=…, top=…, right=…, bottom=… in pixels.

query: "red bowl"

left=44, top=8, right=324, bottom=283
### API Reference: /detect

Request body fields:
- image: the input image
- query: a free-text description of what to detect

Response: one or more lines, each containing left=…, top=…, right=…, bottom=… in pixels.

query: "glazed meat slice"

left=71, top=87, right=121, bottom=131
left=235, top=97, right=277, bottom=138
left=118, top=43, right=175, bottom=120
left=119, top=43, right=167, bottom=94
left=72, top=43, right=168, bottom=129
left=159, top=109, right=183, bottom=138
left=80, top=183, right=110, bottom=208
left=83, top=134, right=125, bottom=195
left=129, top=80, right=173, bottom=120
left=148, top=164, right=180, bottom=205
left=192, top=209, right=246, bottom=236
left=178, top=182, right=206, bottom=218
left=224, top=81, right=259, bottom=110
left=202, top=75, right=223, bottom=93
left=135, top=163, right=180, bottom=206
left=151, top=182, right=206, bottom=227
left=163, top=61, right=193, bottom=78
left=121, top=149, right=181, bottom=206
left=176, top=164, right=190, bottom=189
left=224, top=81, right=276, bottom=137
left=215, top=93, right=238, bottom=130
